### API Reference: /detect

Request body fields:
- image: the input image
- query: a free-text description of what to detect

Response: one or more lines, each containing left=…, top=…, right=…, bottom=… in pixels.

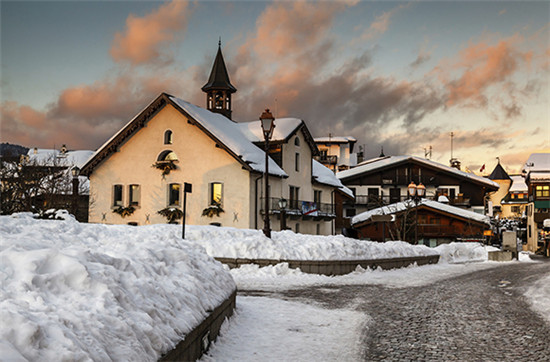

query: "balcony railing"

left=260, top=197, right=335, bottom=218
left=313, top=155, right=338, bottom=165
left=350, top=194, right=471, bottom=209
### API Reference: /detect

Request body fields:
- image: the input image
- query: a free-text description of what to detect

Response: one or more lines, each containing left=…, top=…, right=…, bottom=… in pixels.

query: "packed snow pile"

left=0, top=213, right=235, bottom=361
left=184, top=226, right=439, bottom=260
left=435, top=242, right=498, bottom=264
left=524, top=272, right=550, bottom=324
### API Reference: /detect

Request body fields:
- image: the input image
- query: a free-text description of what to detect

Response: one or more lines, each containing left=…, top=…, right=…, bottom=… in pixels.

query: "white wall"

left=89, top=104, right=252, bottom=228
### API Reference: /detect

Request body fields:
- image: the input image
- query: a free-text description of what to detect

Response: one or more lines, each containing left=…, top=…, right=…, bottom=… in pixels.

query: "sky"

left=1, top=0, right=549, bottom=174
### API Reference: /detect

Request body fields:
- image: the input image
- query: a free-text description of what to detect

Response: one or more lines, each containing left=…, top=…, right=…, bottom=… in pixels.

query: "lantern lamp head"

left=260, top=109, right=275, bottom=140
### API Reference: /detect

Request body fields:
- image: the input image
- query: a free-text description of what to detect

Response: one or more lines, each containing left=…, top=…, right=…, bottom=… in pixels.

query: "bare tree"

left=0, top=154, right=82, bottom=216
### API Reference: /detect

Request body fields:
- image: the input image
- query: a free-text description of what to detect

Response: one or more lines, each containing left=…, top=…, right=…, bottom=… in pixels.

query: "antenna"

left=218, top=36, right=221, bottom=47
left=450, top=131, right=454, bottom=161
left=275, top=98, right=278, bottom=118
left=424, top=145, right=432, bottom=159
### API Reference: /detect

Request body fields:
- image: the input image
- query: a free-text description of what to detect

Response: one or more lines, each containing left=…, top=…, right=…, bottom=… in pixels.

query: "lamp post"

left=407, top=181, right=425, bottom=244
left=71, top=166, right=80, bottom=219
left=260, top=109, right=275, bottom=238
left=278, top=198, right=287, bottom=231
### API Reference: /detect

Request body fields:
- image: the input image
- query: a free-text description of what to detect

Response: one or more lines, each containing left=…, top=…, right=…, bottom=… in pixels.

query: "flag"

left=480, top=164, right=485, bottom=172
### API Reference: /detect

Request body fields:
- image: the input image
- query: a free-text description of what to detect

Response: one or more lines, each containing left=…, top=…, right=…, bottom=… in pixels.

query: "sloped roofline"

left=352, top=199, right=490, bottom=228
left=337, top=155, right=499, bottom=189
left=81, top=93, right=286, bottom=177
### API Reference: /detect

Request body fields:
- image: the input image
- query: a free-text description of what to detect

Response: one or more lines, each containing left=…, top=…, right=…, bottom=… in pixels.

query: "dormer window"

left=158, top=150, right=178, bottom=162
left=295, top=137, right=300, bottom=147
left=164, top=130, right=173, bottom=144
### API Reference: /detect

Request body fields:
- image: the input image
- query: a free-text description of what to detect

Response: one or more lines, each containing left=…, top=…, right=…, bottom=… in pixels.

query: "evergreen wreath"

left=113, top=206, right=136, bottom=218
left=157, top=207, right=184, bottom=223
left=201, top=202, right=225, bottom=218
left=152, top=160, right=177, bottom=176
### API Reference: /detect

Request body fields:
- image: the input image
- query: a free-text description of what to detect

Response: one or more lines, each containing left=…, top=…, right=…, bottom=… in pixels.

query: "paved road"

left=243, top=260, right=550, bottom=361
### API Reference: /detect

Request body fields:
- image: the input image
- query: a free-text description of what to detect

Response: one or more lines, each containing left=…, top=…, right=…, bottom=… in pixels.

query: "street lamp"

left=408, top=181, right=425, bottom=244
left=71, top=166, right=80, bottom=219
left=260, top=109, right=275, bottom=238
left=278, top=197, right=287, bottom=231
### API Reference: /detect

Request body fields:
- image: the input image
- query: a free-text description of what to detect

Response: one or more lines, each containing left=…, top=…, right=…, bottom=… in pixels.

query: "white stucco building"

left=81, top=45, right=348, bottom=235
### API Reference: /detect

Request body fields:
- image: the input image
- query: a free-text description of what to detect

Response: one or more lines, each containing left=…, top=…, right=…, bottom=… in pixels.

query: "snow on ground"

left=524, top=272, right=550, bottom=324
left=185, top=226, right=438, bottom=260
left=0, top=213, right=235, bottom=361
left=202, top=296, right=366, bottom=362
left=229, top=242, right=506, bottom=291
left=230, top=258, right=504, bottom=291
left=2, top=214, right=548, bottom=361
left=434, top=242, right=498, bottom=264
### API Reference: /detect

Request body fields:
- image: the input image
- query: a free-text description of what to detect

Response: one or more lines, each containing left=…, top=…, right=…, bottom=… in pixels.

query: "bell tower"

left=201, top=40, right=237, bottom=120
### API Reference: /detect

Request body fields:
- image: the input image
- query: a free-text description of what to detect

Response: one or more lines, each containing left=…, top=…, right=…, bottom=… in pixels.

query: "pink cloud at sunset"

left=442, top=37, right=533, bottom=108
left=1, top=0, right=547, bottom=173
left=110, top=1, right=193, bottom=66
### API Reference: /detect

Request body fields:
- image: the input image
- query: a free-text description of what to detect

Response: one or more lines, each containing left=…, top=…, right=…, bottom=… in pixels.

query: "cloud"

left=1, top=69, right=202, bottom=150
left=110, top=1, right=192, bottom=66
left=229, top=0, right=442, bottom=140
left=360, top=3, right=410, bottom=40
left=440, top=37, right=533, bottom=107
left=410, top=49, right=431, bottom=69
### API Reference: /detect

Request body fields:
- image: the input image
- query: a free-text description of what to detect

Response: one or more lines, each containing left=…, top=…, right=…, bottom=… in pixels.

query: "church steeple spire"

left=202, top=41, right=237, bottom=120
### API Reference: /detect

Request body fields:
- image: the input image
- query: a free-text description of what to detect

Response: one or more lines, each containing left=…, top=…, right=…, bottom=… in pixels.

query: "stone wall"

left=159, top=290, right=236, bottom=361
left=215, top=255, right=440, bottom=276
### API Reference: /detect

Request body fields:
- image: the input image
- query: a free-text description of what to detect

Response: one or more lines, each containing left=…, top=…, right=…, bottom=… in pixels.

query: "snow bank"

left=184, top=226, right=438, bottom=260
left=524, top=272, right=550, bottom=324
left=230, top=261, right=502, bottom=291
left=0, top=214, right=235, bottom=361
left=434, top=242, right=497, bottom=264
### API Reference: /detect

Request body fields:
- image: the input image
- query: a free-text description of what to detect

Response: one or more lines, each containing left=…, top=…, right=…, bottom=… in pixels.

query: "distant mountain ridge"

left=0, top=143, right=29, bottom=157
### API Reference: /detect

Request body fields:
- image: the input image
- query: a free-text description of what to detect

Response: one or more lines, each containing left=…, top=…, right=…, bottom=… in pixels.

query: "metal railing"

left=260, top=197, right=335, bottom=218
left=351, top=194, right=471, bottom=209
left=313, top=155, right=338, bottom=165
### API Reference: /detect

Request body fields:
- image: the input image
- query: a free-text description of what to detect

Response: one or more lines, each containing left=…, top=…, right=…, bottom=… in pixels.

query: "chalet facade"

left=313, top=136, right=358, bottom=172
left=81, top=45, right=347, bottom=235
left=500, top=175, right=529, bottom=219
left=351, top=199, right=490, bottom=246
left=522, top=153, right=550, bottom=252
left=336, top=156, right=499, bottom=221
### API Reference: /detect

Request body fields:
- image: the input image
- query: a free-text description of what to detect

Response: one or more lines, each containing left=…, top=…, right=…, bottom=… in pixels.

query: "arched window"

left=294, top=137, right=300, bottom=147
left=215, top=92, right=224, bottom=109
left=164, top=130, right=173, bottom=144
left=157, top=150, right=178, bottom=162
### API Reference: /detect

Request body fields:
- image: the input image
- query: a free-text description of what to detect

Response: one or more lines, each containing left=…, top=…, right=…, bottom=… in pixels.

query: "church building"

left=81, top=44, right=347, bottom=235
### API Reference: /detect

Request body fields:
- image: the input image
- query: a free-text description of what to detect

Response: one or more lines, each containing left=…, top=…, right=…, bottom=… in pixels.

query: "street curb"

left=215, top=255, right=440, bottom=276
left=159, top=289, right=237, bottom=362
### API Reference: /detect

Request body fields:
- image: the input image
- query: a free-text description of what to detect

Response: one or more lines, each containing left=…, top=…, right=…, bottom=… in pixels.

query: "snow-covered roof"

left=522, top=153, right=550, bottom=173
left=509, top=175, right=528, bottom=192
left=27, top=149, right=94, bottom=168
left=314, top=136, right=357, bottom=144
left=312, top=160, right=350, bottom=194
left=530, top=172, right=550, bottom=181
left=339, top=185, right=355, bottom=199
left=337, top=155, right=499, bottom=188
left=237, top=118, right=303, bottom=143
left=170, top=97, right=287, bottom=177
left=351, top=199, right=490, bottom=226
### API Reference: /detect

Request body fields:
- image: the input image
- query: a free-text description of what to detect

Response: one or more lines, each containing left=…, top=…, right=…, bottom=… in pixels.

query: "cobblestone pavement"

left=242, top=259, right=550, bottom=361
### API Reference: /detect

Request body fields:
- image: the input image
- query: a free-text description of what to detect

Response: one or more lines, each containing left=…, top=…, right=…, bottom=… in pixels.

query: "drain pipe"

left=254, top=175, right=263, bottom=230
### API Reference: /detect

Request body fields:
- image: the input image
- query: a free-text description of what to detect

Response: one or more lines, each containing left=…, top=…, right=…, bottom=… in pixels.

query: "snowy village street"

left=207, top=260, right=550, bottom=361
